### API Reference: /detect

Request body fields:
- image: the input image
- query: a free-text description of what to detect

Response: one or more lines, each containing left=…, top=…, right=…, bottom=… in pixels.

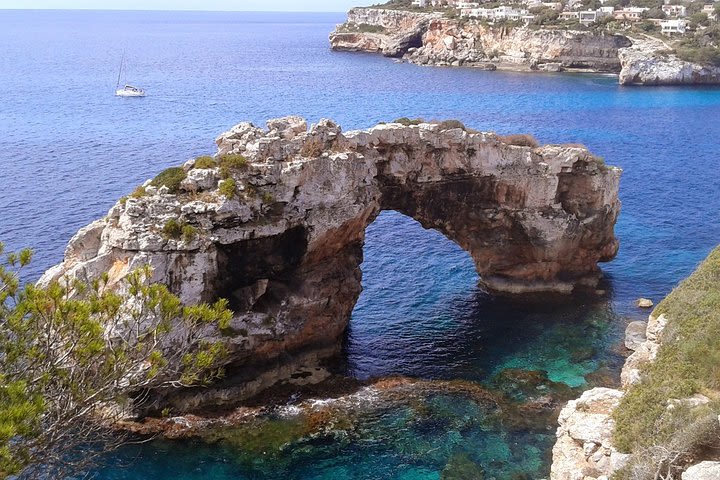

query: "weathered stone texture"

left=41, top=117, right=621, bottom=409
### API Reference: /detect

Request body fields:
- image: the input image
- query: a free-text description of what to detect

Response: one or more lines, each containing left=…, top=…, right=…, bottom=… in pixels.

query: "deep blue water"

left=2, top=9, right=720, bottom=479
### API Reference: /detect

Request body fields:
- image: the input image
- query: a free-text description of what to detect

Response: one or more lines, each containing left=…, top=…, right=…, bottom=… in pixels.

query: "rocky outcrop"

left=330, top=9, right=629, bottom=72
left=682, top=462, right=720, bottom=480
left=331, top=8, right=720, bottom=85
left=550, top=313, right=667, bottom=480
left=619, top=37, right=720, bottom=86
left=329, top=8, right=441, bottom=58
left=551, top=388, right=630, bottom=480
left=406, top=20, right=629, bottom=72
left=41, top=116, right=620, bottom=410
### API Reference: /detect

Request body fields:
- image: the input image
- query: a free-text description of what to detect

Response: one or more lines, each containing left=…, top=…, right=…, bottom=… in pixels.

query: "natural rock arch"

left=41, top=116, right=621, bottom=409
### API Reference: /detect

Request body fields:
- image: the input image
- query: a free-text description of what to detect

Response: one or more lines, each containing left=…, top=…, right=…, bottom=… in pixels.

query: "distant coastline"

left=329, top=2, right=720, bottom=85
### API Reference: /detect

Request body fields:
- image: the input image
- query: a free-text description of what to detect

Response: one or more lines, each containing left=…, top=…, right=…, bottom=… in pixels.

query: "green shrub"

left=499, top=134, right=540, bottom=148
left=130, top=186, right=147, bottom=199
left=151, top=167, right=187, bottom=194
left=613, top=246, right=720, bottom=453
left=182, top=224, right=197, bottom=242
left=676, top=46, right=720, bottom=67
left=356, top=23, right=386, bottom=33
left=219, top=179, right=237, bottom=199
left=261, top=192, right=274, bottom=204
left=162, top=219, right=183, bottom=239
left=219, top=154, right=248, bottom=171
left=436, top=119, right=466, bottom=131
left=194, top=156, right=216, bottom=169
left=393, top=117, right=425, bottom=126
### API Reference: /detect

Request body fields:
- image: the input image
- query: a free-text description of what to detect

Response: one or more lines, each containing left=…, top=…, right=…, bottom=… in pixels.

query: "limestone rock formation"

left=620, top=313, right=666, bottom=387
left=329, top=8, right=440, bottom=57
left=41, top=116, right=620, bottom=410
left=550, top=313, right=667, bottom=479
left=330, top=9, right=629, bottom=71
left=551, top=387, right=630, bottom=480
left=406, top=19, right=629, bottom=72
left=682, top=461, right=720, bottom=480
left=624, top=320, right=647, bottom=351
left=618, top=37, right=720, bottom=86
left=330, top=8, right=720, bottom=85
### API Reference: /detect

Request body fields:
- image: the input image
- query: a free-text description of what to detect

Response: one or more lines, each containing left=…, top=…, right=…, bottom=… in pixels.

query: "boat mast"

left=116, top=52, right=124, bottom=89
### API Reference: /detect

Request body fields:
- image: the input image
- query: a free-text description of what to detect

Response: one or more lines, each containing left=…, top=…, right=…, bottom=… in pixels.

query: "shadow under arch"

left=343, top=210, right=626, bottom=389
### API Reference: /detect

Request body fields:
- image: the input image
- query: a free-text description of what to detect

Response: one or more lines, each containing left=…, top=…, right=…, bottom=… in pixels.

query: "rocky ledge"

left=330, top=8, right=720, bottom=85
left=41, top=116, right=620, bottom=410
left=549, top=314, right=667, bottom=479
left=550, top=309, right=717, bottom=479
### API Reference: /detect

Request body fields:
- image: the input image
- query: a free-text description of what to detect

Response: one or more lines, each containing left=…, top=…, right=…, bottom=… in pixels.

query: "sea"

left=1, top=9, right=720, bottom=480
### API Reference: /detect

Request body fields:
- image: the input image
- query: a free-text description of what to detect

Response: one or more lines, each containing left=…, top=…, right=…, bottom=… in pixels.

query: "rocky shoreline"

left=549, top=313, right=666, bottom=479
left=551, top=291, right=720, bottom=479
left=330, top=8, right=720, bottom=86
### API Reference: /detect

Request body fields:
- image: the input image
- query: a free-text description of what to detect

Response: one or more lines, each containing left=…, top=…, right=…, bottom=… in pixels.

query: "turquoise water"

left=1, top=9, right=720, bottom=479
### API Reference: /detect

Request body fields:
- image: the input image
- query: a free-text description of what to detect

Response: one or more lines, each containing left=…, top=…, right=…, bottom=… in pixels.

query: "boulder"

left=683, top=462, right=720, bottom=480
left=636, top=298, right=654, bottom=308
left=551, top=388, right=626, bottom=480
left=619, top=37, right=720, bottom=86
left=624, top=321, right=647, bottom=351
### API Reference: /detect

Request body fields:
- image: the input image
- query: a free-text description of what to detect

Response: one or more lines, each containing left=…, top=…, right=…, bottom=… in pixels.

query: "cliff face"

left=408, top=19, right=629, bottom=72
left=618, top=37, right=720, bottom=86
left=329, top=8, right=440, bottom=57
left=330, top=9, right=629, bottom=72
left=330, top=8, right=720, bottom=84
left=41, top=116, right=620, bottom=410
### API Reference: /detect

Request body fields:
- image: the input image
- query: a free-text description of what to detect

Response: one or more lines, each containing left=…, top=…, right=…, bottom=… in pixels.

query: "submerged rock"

left=635, top=298, right=654, bottom=308
left=41, top=116, right=621, bottom=411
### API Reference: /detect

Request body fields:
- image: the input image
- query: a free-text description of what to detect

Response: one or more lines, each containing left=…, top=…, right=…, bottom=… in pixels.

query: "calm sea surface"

left=2, top=9, right=720, bottom=479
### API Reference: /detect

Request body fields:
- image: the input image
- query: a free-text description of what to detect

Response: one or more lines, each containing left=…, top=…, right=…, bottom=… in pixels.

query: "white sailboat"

left=115, top=54, right=145, bottom=97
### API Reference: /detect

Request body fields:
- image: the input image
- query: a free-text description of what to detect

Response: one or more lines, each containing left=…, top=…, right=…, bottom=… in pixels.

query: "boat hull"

left=115, top=89, right=145, bottom=97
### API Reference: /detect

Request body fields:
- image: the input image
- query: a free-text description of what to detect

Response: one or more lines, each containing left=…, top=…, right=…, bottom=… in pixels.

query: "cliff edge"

left=330, top=8, right=720, bottom=85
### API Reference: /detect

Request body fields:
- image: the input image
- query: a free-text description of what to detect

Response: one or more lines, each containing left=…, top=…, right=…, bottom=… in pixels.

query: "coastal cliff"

left=330, top=8, right=720, bottom=85
left=618, top=37, right=720, bottom=86
left=409, top=19, right=627, bottom=72
left=551, top=247, right=720, bottom=480
left=331, top=8, right=628, bottom=72
left=40, top=116, right=620, bottom=411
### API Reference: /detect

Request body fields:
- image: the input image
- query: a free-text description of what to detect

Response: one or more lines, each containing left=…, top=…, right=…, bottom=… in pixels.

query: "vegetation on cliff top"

left=612, top=246, right=720, bottom=478
left=151, top=166, right=187, bottom=194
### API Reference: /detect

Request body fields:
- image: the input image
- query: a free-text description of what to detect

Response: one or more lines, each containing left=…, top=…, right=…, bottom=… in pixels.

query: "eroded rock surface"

left=406, top=19, right=628, bottom=72
left=551, top=387, right=630, bottom=480
left=330, top=9, right=720, bottom=85
left=330, top=9, right=628, bottom=72
left=682, top=461, right=720, bottom=480
left=551, top=313, right=668, bottom=479
left=618, top=37, right=720, bottom=86
left=41, top=117, right=620, bottom=410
